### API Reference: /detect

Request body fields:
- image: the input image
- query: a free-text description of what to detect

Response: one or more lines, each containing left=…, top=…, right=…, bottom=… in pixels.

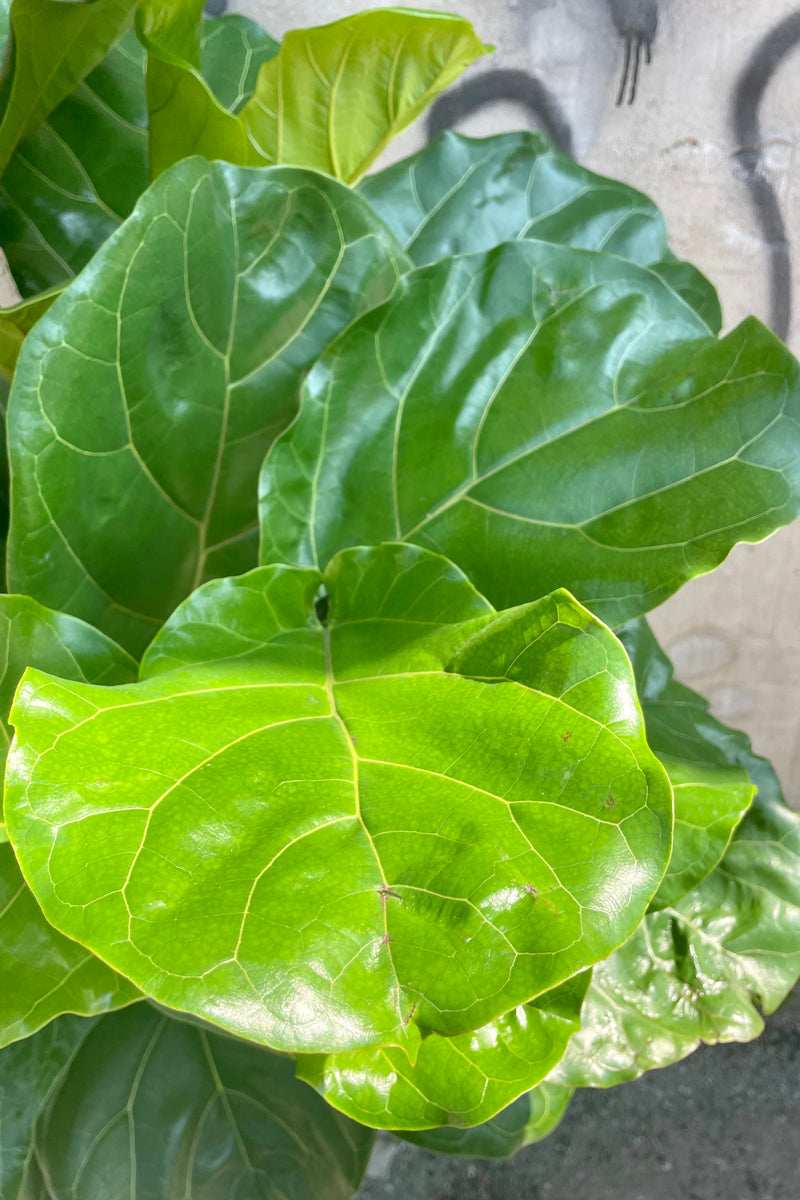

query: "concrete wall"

left=233, top=0, right=800, bottom=805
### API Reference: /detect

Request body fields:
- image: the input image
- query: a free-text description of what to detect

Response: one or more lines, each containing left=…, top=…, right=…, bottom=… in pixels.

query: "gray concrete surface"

left=354, top=988, right=800, bottom=1200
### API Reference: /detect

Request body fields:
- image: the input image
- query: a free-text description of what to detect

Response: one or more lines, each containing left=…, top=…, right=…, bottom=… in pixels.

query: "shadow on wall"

left=425, top=0, right=800, bottom=342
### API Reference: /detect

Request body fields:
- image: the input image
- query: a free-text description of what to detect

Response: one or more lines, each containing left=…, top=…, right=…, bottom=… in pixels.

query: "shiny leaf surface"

left=397, top=1078, right=573, bottom=1159
left=0, top=1005, right=374, bottom=1200
left=7, top=158, right=408, bottom=655
left=297, top=973, right=588, bottom=1131
left=0, top=593, right=137, bottom=1041
left=359, top=130, right=721, bottom=331
left=200, top=13, right=278, bottom=113
left=0, top=31, right=147, bottom=298
left=6, top=544, right=671, bottom=1054
left=259, top=239, right=800, bottom=626
left=556, top=620, right=800, bottom=1087
left=138, top=4, right=489, bottom=181
left=0, top=0, right=136, bottom=175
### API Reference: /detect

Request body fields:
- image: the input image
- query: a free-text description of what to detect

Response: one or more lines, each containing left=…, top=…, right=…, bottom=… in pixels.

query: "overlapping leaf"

left=0, top=0, right=136, bottom=176
left=259, top=239, right=800, bottom=628
left=0, top=594, right=137, bottom=1042
left=6, top=544, right=671, bottom=1054
left=297, top=972, right=588, bottom=1132
left=138, top=4, right=489, bottom=181
left=359, top=130, right=721, bottom=331
left=554, top=619, right=800, bottom=1087
left=0, top=1005, right=374, bottom=1200
left=397, top=1079, right=573, bottom=1159
left=7, top=158, right=409, bottom=654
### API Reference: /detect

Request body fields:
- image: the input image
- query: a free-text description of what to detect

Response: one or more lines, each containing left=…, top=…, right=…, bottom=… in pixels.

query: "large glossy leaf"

left=0, top=1012, right=99, bottom=1200
left=138, top=4, right=489, bottom=181
left=6, top=544, right=671, bottom=1054
left=297, top=972, right=587, bottom=1131
left=259, top=240, right=800, bottom=629
left=359, top=130, right=721, bottom=332
left=0, top=594, right=137, bottom=1041
left=397, top=1079, right=573, bottom=1159
left=555, top=621, right=800, bottom=1088
left=0, top=1005, right=374, bottom=1200
left=7, top=157, right=408, bottom=655
left=0, top=0, right=136, bottom=176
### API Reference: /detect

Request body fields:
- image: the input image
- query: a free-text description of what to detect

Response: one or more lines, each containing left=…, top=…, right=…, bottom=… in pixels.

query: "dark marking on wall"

left=609, top=0, right=659, bottom=105
left=732, top=11, right=800, bottom=341
left=426, top=69, right=574, bottom=158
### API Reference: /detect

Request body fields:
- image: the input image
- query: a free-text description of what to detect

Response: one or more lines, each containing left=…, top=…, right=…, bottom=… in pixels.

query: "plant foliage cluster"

left=1, top=3, right=800, bottom=1198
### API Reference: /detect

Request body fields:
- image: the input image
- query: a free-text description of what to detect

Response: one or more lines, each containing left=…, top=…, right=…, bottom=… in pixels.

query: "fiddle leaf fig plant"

left=2, top=4, right=800, bottom=1199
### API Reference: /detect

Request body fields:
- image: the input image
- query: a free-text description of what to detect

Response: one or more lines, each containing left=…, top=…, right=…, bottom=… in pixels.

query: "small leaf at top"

left=359, top=130, right=721, bottom=331
left=259, top=239, right=800, bottom=628
left=7, top=157, right=409, bottom=655
left=6, top=544, right=671, bottom=1054
left=137, top=4, right=490, bottom=181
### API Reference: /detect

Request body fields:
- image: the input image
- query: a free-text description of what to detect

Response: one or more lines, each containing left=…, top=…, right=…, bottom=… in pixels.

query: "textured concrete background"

left=232, top=0, right=800, bottom=810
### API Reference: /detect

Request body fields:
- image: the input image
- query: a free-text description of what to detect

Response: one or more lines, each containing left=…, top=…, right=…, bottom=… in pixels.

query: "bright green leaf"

left=7, top=157, right=409, bottom=655
left=0, top=593, right=137, bottom=1042
left=555, top=619, right=800, bottom=1088
left=649, top=754, right=753, bottom=910
left=0, top=1005, right=374, bottom=1200
left=137, top=5, right=490, bottom=181
left=297, top=972, right=587, bottom=1132
left=397, top=1078, right=574, bottom=1158
left=259, top=240, right=800, bottom=628
left=0, top=0, right=136, bottom=177
left=6, top=544, right=671, bottom=1054
left=359, top=130, right=721, bottom=331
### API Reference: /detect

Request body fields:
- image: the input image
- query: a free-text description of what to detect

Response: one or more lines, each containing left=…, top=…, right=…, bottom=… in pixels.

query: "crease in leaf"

left=137, top=4, right=490, bottom=181
left=259, top=239, right=800, bottom=627
left=6, top=544, right=672, bottom=1056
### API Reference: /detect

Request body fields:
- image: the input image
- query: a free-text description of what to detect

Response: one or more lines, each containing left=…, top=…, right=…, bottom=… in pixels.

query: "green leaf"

left=0, top=1005, right=374, bottom=1200
left=0, top=17, right=277, bottom=301
left=555, top=620, right=800, bottom=1087
left=7, top=157, right=409, bottom=656
left=137, top=4, right=490, bottom=181
left=0, top=285, right=61, bottom=379
left=397, top=1078, right=573, bottom=1158
left=0, top=593, right=137, bottom=1042
left=297, top=972, right=588, bottom=1132
left=359, top=130, right=721, bottom=332
left=648, top=754, right=754, bottom=910
left=259, top=239, right=800, bottom=628
left=6, top=544, right=671, bottom=1054
left=0, top=0, right=137, bottom=177
left=0, top=1012, right=99, bottom=1200
left=0, top=30, right=148, bottom=298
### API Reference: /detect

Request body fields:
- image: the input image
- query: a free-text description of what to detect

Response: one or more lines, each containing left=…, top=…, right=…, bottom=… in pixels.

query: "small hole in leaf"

left=315, top=591, right=329, bottom=626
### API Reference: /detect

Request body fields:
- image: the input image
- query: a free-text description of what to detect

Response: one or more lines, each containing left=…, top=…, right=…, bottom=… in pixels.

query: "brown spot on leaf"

left=604, top=795, right=616, bottom=809
left=560, top=731, right=573, bottom=741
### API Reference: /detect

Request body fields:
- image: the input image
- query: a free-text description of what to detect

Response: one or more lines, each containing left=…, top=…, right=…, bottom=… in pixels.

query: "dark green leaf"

left=0, top=286, right=60, bottom=378
left=0, top=0, right=136, bottom=176
left=555, top=620, right=800, bottom=1087
left=200, top=14, right=278, bottom=114
left=0, top=30, right=148, bottom=298
left=397, top=1079, right=573, bottom=1159
left=0, top=1005, right=374, bottom=1200
left=137, top=4, right=490, bottom=181
left=0, top=1012, right=99, bottom=1200
left=7, top=157, right=409, bottom=655
left=259, top=240, right=800, bottom=628
left=359, top=130, right=721, bottom=331
left=296, top=973, right=587, bottom=1132
left=6, top=544, right=671, bottom=1054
